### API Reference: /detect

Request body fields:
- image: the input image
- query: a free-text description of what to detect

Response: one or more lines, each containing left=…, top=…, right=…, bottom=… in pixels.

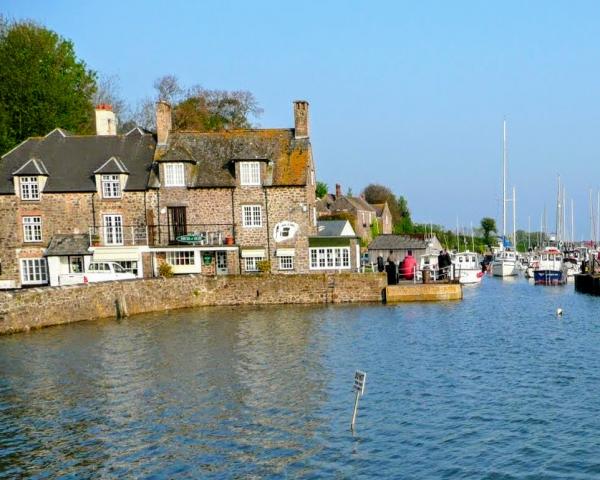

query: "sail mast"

left=502, top=120, right=507, bottom=242
left=513, top=186, right=516, bottom=249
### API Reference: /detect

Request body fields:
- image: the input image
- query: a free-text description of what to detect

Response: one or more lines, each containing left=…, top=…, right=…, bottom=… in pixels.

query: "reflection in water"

left=2, top=278, right=600, bottom=478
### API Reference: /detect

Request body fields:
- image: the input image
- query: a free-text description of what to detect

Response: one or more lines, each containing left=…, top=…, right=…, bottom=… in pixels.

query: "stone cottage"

left=148, top=100, right=318, bottom=275
left=0, top=105, right=156, bottom=288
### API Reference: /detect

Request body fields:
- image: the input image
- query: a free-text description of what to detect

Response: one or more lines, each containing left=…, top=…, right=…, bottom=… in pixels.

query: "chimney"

left=335, top=183, right=342, bottom=198
left=156, top=101, right=172, bottom=145
left=293, top=100, right=309, bottom=138
left=95, top=104, right=117, bottom=136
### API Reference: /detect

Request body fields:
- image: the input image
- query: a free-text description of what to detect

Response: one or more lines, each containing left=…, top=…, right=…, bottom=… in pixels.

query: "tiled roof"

left=317, top=220, right=355, bottom=237
left=0, top=130, right=155, bottom=193
left=94, top=156, right=129, bottom=174
left=371, top=203, right=385, bottom=217
left=154, top=129, right=311, bottom=187
left=45, top=234, right=90, bottom=256
left=368, top=234, right=439, bottom=250
left=12, top=158, right=49, bottom=176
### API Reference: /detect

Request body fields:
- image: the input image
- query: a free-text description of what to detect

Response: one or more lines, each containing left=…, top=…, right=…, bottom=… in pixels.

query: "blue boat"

left=533, top=248, right=567, bottom=285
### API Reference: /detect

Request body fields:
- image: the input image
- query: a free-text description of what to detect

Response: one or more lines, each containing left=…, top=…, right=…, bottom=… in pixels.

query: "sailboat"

left=492, top=120, right=518, bottom=277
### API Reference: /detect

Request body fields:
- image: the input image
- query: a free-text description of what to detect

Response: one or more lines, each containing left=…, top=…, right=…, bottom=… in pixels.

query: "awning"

left=241, top=248, right=266, bottom=258
left=276, top=248, right=295, bottom=257
left=92, top=248, right=140, bottom=261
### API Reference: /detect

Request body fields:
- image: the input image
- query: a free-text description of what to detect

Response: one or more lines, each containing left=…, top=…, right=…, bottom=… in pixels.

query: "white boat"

left=492, top=249, right=518, bottom=276
left=524, top=253, right=540, bottom=278
left=451, top=251, right=484, bottom=284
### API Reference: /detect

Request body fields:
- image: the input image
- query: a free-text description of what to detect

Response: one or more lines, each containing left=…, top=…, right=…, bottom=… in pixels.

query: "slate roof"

left=368, top=234, right=439, bottom=250
left=316, top=220, right=356, bottom=237
left=45, top=234, right=90, bottom=256
left=154, top=129, right=311, bottom=187
left=94, top=156, right=129, bottom=174
left=0, top=128, right=155, bottom=193
left=12, top=158, right=49, bottom=176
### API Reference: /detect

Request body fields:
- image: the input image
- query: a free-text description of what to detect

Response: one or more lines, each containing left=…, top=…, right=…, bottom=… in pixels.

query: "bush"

left=257, top=260, right=271, bottom=273
left=158, top=261, right=174, bottom=278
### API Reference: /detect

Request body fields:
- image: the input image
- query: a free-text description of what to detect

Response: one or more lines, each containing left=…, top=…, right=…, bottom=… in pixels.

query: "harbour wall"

left=0, top=273, right=387, bottom=335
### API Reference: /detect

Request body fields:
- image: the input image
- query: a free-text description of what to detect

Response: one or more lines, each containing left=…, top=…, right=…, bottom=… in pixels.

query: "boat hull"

left=492, top=261, right=518, bottom=277
left=534, top=270, right=565, bottom=285
left=456, top=269, right=484, bottom=284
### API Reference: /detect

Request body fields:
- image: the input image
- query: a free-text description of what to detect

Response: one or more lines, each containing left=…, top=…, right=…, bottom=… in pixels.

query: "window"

left=20, top=258, right=48, bottom=285
left=102, top=174, right=121, bottom=198
left=240, top=162, right=260, bottom=185
left=116, top=261, right=138, bottom=276
left=279, top=256, right=294, bottom=270
left=69, top=256, right=83, bottom=273
left=103, top=214, right=123, bottom=245
left=309, top=247, right=351, bottom=270
left=244, top=256, right=263, bottom=272
left=242, top=205, right=262, bottom=227
left=164, top=163, right=185, bottom=187
left=167, top=251, right=195, bottom=265
left=23, top=216, right=42, bottom=242
left=20, top=177, right=40, bottom=200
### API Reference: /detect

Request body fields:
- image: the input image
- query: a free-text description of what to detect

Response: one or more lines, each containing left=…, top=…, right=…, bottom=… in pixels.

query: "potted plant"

left=225, top=235, right=234, bottom=245
left=91, top=233, right=101, bottom=247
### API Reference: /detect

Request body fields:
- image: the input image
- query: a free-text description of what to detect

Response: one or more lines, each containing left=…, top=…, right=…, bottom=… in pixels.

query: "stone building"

left=371, top=202, right=393, bottom=234
left=147, top=100, right=318, bottom=275
left=0, top=106, right=156, bottom=288
left=0, top=100, right=327, bottom=287
left=317, top=183, right=377, bottom=242
left=367, top=234, right=443, bottom=267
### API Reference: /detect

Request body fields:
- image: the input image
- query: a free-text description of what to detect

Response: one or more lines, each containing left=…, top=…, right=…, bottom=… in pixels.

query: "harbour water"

left=2, top=277, right=600, bottom=478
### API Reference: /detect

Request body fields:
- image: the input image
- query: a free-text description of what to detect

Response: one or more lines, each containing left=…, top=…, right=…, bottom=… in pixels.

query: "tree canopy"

left=0, top=18, right=97, bottom=154
left=480, top=217, right=497, bottom=245
left=133, top=75, right=262, bottom=132
left=362, top=183, right=412, bottom=231
left=315, top=181, right=328, bottom=199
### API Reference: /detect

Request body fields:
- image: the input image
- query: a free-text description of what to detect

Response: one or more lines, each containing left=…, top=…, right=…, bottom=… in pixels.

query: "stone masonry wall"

left=0, top=191, right=153, bottom=285
left=0, top=273, right=387, bottom=334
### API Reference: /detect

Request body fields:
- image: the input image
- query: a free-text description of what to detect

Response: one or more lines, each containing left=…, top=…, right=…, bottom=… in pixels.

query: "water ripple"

left=1, top=279, right=600, bottom=478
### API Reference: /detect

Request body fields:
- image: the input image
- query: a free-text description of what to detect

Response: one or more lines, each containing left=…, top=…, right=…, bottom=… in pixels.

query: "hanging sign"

left=202, top=253, right=213, bottom=265
left=353, top=370, right=366, bottom=395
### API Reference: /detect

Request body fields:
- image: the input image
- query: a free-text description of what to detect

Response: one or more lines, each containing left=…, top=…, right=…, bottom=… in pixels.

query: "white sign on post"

left=353, top=370, right=366, bottom=395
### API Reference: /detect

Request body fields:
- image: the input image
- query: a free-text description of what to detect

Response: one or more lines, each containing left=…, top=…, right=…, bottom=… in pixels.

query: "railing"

left=414, top=264, right=456, bottom=283
left=89, top=225, right=148, bottom=247
left=147, top=224, right=235, bottom=247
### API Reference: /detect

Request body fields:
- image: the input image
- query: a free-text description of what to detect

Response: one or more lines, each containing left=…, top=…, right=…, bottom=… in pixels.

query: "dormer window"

left=240, top=161, right=260, bottom=186
left=101, top=175, right=121, bottom=198
left=164, top=163, right=185, bottom=187
left=20, top=177, right=40, bottom=200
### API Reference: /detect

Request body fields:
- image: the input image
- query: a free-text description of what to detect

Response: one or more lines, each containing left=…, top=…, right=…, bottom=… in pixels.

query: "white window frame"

left=240, top=161, right=261, bottom=186
left=101, top=174, right=121, bottom=198
left=278, top=256, right=294, bottom=270
left=20, top=258, right=48, bottom=285
left=103, top=214, right=123, bottom=245
left=309, top=247, right=351, bottom=270
left=23, top=216, right=42, bottom=242
left=166, top=251, right=195, bottom=265
left=244, top=256, right=263, bottom=272
left=164, top=163, right=185, bottom=187
left=20, top=176, right=40, bottom=200
left=242, top=205, right=262, bottom=227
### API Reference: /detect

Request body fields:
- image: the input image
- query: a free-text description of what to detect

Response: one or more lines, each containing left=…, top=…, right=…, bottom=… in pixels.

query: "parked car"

left=59, top=262, right=136, bottom=285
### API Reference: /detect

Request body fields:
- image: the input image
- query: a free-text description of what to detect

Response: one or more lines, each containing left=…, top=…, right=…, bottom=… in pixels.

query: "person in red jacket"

left=402, top=250, right=417, bottom=280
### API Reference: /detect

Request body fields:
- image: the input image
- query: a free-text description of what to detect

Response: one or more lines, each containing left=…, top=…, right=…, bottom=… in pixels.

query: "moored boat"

left=451, top=251, right=484, bottom=284
left=533, top=247, right=567, bottom=285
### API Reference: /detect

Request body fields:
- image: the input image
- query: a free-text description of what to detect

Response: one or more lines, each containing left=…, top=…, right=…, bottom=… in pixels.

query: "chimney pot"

left=335, top=183, right=341, bottom=198
left=293, top=100, right=309, bottom=138
left=95, top=104, right=116, bottom=135
left=156, top=101, right=172, bottom=145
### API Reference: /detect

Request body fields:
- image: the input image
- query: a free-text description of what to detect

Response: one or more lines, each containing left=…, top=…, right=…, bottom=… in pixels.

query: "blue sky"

left=4, top=0, right=600, bottom=236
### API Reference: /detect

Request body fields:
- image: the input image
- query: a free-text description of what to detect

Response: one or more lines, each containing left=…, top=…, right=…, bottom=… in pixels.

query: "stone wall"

left=0, top=273, right=387, bottom=334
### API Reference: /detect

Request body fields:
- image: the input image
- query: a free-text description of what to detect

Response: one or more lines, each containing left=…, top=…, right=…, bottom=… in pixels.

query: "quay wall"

left=0, top=273, right=387, bottom=335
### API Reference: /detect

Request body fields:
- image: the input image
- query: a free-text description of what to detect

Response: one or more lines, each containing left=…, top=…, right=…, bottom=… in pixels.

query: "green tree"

left=480, top=217, right=497, bottom=246
left=315, top=181, right=328, bottom=199
left=0, top=19, right=97, bottom=154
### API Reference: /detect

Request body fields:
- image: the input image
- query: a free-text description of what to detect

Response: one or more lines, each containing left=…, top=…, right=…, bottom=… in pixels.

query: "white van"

left=58, top=262, right=136, bottom=285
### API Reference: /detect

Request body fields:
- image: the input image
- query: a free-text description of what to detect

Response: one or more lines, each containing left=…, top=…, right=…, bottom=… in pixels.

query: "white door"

left=216, top=251, right=228, bottom=275
left=104, top=214, right=123, bottom=245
